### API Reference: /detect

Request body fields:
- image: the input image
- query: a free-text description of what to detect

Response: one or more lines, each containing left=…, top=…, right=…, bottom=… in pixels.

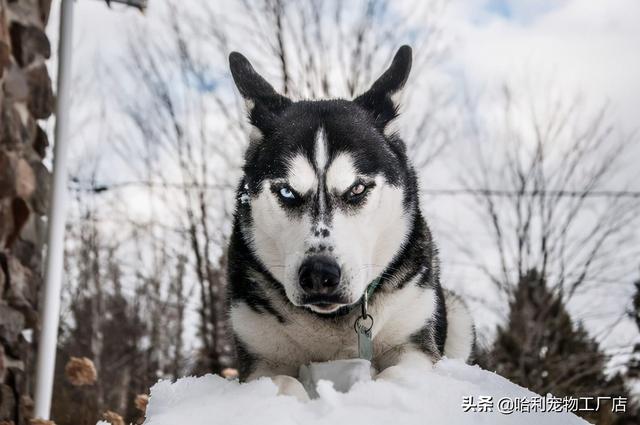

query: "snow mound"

left=141, top=359, right=587, bottom=425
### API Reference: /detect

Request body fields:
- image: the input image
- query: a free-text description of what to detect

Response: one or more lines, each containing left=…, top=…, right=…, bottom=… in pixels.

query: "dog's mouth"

left=307, top=302, right=342, bottom=314
left=301, top=295, right=351, bottom=314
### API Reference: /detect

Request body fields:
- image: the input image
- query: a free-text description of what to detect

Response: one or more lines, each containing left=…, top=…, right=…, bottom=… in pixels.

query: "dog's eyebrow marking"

left=314, top=127, right=330, bottom=220
left=314, top=127, right=328, bottom=172
left=326, top=152, right=358, bottom=193
left=286, top=153, right=317, bottom=194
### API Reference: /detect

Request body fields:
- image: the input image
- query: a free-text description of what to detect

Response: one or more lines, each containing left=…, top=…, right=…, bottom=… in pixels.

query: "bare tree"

left=449, top=84, right=640, bottom=395
left=453, top=84, right=640, bottom=301
left=53, top=166, right=190, bottom=425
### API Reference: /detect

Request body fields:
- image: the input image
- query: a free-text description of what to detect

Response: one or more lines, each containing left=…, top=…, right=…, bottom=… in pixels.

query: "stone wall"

left=0, top=0, right=53, bottom=424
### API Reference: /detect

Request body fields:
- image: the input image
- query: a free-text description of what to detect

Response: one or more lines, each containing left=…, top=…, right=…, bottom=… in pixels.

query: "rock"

left=27, top=161, right=48, bottom=214
left=0, top=41, right=10, bottom=78
left=39, top=0, right=53, bottom=26
left=1, top=0, right=52, bottom=423
left=9, top=22, right=50, bottom=67
left=0, top=151, right=16, bottom=198
left=0, top=199, right=13, bottom=245
left=0, top=345, right=5, bottom=383
left=14, top=102, right=38, bottom=142
left=16, top=215, right=40, bottom=254
left=15, top=159, right=34, bottom=199
left=0, top=383, right=16, bottom=421
left=19, top=395, right=33, bottom=423
left=0, top=303, right=25, bottom=348
left=0, top=0, right=8, bottom=36
left=3, top=64, right=29, bottom=102
left=0, top=103, right=15, bottom=149
left=25, top=64, right=52, bottom=119
left=6, top=256, right=36, bottom=310
left=0, top=255, right=6, bottom=299
left=6, top=197, right=31, bottom=248
left=6, top=0, right=46, bottom=28
left=32, top=125, right=47, bottom=158
left=9, top=239, right=40, bottom=276
left=0, top=154, right=35, bottom=200
left=1, top=100, right=32, bottom=150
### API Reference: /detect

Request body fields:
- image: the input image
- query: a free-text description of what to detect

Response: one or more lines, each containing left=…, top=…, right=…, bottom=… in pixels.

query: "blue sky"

left=485, top=0, right=512, bottom=18
left=482, top=0, right=562, bottom=22
left=445, top=0, right=640, bottom=134
left=47, top=0, right=640, bottom=135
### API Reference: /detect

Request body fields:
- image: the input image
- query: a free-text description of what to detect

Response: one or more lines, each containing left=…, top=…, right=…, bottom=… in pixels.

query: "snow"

left=299, top=359, right=374, bottom=398
left=140, top=359, right=587, bottom=425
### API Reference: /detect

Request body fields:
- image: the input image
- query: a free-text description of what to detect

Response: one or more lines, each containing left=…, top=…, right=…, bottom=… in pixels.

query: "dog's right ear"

left=229, top=52, right=291, bottom=133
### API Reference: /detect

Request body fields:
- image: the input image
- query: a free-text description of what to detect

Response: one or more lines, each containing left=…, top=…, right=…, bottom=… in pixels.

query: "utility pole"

left=33, top=0, right=148, bottom=420
left=33, top=0, right=74, bottom=419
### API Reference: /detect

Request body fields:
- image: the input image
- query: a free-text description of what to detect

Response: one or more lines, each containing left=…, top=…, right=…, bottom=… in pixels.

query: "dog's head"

left=230, top=46, right=416, bottom=314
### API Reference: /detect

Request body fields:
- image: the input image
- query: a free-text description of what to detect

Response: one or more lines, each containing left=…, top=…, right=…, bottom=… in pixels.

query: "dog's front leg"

left=246, top=362, right=310, bottom=402
left=375, top=349, right=434, bottom=382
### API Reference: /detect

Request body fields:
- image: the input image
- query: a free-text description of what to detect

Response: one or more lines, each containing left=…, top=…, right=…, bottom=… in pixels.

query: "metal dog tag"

left=356, top=318, right=373, bottom=361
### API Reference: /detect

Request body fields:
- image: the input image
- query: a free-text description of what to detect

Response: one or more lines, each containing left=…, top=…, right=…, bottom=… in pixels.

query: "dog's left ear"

left=229, top=52, right=291, bottom=134
left=354, top=45, right=412, bottom=130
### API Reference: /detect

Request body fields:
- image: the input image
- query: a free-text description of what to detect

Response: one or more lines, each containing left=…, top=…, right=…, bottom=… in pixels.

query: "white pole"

left=34, top=0, right=74, bottom=419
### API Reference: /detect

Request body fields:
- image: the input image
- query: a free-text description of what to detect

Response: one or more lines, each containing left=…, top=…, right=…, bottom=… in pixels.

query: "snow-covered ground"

left=137, top=359, right=587, bottom=425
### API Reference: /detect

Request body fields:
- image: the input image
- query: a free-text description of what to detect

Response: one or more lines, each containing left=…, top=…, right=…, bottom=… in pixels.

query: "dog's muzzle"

left=298, top=255, right=344, bottom=307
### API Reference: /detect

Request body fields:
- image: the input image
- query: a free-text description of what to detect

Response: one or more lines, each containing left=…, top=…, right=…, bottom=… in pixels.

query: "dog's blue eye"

left=279, top=187, right=295, bottom=199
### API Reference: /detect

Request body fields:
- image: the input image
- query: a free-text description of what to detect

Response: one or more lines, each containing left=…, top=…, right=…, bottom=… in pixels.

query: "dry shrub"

left=134, top=394, right=149, bottom=413
left=30, top=420, right=55, bottom=425
left=64, top=357, right=97, bottom=386
left=221, top=368, right=238, bottom=379
left=101, top=411, right=124, bottom=425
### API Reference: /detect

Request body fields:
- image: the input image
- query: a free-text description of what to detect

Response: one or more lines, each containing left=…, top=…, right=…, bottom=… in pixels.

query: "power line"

left=421, top=189, right=640, bottom=199
left=69, top=179, right=233, bottom=193
left=69, top=178, right=640, bottom=199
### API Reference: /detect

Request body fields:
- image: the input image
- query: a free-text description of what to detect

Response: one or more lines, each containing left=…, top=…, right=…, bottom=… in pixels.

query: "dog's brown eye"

left=343, top=181, right=374, bottom=204
left=350, top=184, right=366, bottom=196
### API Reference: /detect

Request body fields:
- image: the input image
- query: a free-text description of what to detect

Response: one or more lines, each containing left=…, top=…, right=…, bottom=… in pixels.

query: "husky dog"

left=227, top=46, right=474, bottom=398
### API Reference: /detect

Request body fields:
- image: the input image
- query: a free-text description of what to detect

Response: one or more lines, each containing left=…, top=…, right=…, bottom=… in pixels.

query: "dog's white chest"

left=231, top=303, right=358, bottom=368
left=230, top=284, right=436, bottom=375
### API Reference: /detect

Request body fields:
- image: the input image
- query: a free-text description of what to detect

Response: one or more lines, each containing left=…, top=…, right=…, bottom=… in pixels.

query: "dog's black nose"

left=298, top=256, right=341, bottom=295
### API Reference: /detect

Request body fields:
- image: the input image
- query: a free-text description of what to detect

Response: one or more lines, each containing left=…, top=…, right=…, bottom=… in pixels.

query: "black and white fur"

left=227, top=46, right=474, bottom=397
